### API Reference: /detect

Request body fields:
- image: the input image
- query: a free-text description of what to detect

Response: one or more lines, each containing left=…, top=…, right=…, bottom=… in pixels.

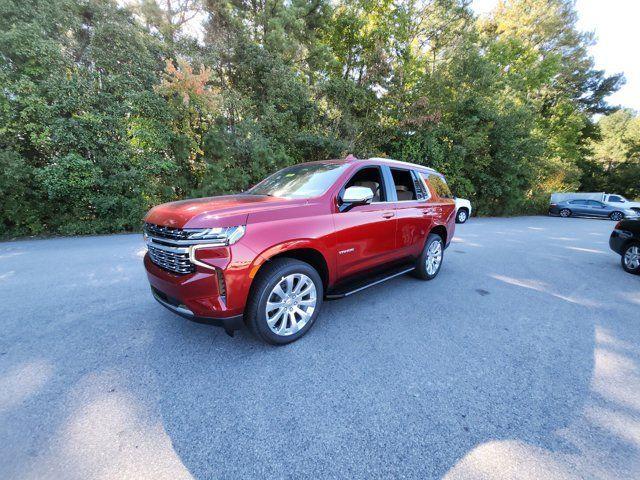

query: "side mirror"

left=340, top=186, right=374, bottom=212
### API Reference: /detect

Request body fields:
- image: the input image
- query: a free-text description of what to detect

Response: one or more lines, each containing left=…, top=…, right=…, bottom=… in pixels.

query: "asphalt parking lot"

left=1, top=216, right=639, bottom=479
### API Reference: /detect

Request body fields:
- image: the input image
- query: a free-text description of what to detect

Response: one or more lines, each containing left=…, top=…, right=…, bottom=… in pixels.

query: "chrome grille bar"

left=147, top=243, right=194, bottom=274
left=144, top=223, right=192, bottom=241
left=144, top=223, right=226, bottom=275
left=145, top=224, right=195, bottom=274
left=143, top=222, right=229, bottom=246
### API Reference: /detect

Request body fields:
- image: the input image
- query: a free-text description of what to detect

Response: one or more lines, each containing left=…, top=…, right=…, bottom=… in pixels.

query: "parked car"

left=602, top=194, right=640, bottom=213
left=609, top=219, right=640, bottom=274
left=454, top=197, right=472, bottom=223
left=550, top=192, right=640, bottom=213
left=143, top=156, right=456, bottom=344
left=549, top=199, right=638, bottom=221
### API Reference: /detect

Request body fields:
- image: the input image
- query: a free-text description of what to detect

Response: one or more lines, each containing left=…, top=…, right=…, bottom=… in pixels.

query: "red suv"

left=143, top=156, right=456, bottom=344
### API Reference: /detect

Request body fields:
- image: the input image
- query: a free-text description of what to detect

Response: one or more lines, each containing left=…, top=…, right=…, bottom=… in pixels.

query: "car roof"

left=296, top=155, right=444, bottom=178
left=364, top=157, right=440, bottom=175
left=304, top=155, right=442, bottom=176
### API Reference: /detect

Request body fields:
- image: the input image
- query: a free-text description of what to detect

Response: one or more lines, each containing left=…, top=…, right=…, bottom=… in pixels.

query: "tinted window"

left=424, top=173, right=453, bottom=199
left=248, top=162, right=348, bottom=199
left=391, top=168, right=417, bottom=201
left=570, top=200, right=587, bottom=205
left=609, top=195, right=623, bottom=202
left=343, top=166, right=386, bottom=202
left=411, top=171, right=429, bottom=200
left=587, top=200, right=604, bottom=207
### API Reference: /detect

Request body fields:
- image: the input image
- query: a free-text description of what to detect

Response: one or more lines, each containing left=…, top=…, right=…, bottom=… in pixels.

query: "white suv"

left=454, top=197, right=472, bottom=223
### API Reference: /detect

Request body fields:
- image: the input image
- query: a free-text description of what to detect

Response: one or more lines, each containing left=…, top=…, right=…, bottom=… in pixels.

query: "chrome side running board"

left=326, top=266, right=415, bottom=299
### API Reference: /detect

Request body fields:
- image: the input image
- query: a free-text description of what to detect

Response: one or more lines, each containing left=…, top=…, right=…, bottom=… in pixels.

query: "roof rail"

left=367, top=157, right=438, bottom=174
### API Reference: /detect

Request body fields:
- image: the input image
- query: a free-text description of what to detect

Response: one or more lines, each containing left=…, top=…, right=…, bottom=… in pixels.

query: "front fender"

left=242, top=239, right=335, bottom=294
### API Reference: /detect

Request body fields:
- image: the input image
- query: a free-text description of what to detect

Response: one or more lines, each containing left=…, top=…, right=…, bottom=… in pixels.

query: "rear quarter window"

left=422, top=173, right=453, bottom=199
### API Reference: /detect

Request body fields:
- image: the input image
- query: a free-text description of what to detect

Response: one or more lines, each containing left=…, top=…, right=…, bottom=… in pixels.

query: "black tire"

left=456, top=208, right=469, bottom=224
left=621, top=242, right=640, bottom=274
left=559, top=209, right=572, bottom=218
left=610, top=211, right=624, bottom=221
left=245, top=258, right=324, bottom=345
left=413, top=233, right=444, bottom=280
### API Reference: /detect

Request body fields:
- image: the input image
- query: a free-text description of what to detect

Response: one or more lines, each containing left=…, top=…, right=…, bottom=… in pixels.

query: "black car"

left=550, top=199, right=638, bottom=221
left=610, top=219, right=640, bottom=274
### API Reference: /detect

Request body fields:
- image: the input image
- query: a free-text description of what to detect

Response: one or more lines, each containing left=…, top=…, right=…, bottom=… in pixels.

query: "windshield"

left=247, top=162, right=347, bottom=199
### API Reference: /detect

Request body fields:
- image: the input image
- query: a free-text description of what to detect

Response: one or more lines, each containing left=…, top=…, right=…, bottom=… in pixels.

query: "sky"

left=472, top=0, right=640, bottom=112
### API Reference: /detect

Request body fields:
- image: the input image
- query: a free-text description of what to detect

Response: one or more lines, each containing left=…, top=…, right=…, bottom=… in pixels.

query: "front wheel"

left=456, top=208, right=468, bottom=223
left=413, top=233, right=444, bottom=280
left=622, top=242, right=640, bottom=274
left=610, top=211, right=624, bottom=221
left=245, top=258, right=324, bottom=345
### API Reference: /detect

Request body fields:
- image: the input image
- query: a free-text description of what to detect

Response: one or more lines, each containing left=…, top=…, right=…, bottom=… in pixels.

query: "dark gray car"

left=549, top=199, right=638, bottom=221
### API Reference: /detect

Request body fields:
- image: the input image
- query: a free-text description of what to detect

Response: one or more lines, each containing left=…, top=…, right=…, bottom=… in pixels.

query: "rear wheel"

left=560, top=209, right=571, bottom=218
left=456, top=208, right=468, bottom=223
left=245, top=258, right=323, bottom=344
left=413, top=233, right=444, bottom=280
left=610, top=211, right=624, bottom=221
left=622, top=243, right=640, bottom=274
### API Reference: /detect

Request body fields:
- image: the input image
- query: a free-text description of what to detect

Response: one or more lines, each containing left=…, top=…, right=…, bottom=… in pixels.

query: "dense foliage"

left=0, top=0, right=632, bottom=236
left=580, top=109, right=640, bottom=199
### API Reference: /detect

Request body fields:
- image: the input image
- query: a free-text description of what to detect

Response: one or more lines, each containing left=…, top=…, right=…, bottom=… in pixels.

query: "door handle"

left=382, top=211, right=395, bottom=219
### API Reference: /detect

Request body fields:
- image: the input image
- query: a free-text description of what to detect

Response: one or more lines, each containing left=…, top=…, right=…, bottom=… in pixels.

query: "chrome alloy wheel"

left=458, top=210, right=467, bottom=222
left=625, top=246, right=640, bottom=270
left=265, top=273, right=317, bottom=336
left=425, top=239, right=443, bottom=275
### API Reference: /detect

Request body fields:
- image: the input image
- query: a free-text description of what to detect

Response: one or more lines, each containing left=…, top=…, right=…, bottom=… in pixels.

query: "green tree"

left=582, top=110, right=640, bottom=198
left=0, top=0, right=631, bottom=237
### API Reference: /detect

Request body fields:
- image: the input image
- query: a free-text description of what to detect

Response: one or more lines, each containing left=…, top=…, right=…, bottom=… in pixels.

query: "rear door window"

left=390, top=168, right=418, bottom=201
left=570, top=200, right=587, bottom=205
left=411, top=171, right=429, bottom=200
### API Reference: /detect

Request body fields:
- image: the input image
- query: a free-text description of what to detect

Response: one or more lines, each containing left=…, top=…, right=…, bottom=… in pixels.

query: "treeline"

left=0, top=0, right=633, bottom=236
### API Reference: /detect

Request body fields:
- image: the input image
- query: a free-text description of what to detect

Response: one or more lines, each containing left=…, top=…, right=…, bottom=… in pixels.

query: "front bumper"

left=151, top=286, right=244, bottom=336
left=144, top=253, right=247, bottom=335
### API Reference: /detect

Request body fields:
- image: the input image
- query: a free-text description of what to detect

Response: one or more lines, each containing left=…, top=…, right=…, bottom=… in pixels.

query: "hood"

left=144, top=194, right=308, bottom=229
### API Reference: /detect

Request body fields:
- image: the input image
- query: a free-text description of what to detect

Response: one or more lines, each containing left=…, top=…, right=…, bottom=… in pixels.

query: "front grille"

left=147, top=244, right=195, bottom=274
left=144, top=223, right=191, bottom=241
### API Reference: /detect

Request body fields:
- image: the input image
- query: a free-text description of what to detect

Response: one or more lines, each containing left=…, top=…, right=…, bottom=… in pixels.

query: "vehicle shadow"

left=146, top=276, right=596, bottom=478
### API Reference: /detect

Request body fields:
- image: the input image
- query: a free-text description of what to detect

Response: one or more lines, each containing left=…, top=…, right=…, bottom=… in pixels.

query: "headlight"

left=187, top=225, right=246, bottom=245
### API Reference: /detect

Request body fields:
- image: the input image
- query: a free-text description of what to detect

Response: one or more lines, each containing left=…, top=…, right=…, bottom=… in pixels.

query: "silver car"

left=549, top=199, right=638, bottom=221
